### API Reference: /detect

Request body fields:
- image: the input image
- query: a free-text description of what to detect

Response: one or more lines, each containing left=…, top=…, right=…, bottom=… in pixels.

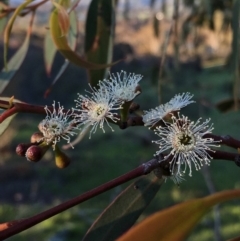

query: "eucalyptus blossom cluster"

left=17, top=70, right=220, bottom=180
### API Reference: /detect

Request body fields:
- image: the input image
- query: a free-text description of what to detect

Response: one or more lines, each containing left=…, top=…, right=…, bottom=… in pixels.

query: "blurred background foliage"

left=0, top=0, right=240, bottom=240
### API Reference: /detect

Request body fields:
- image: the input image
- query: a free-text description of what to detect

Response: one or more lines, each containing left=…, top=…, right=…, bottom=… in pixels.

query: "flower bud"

left=30, top=132, right=44, bottom=143
left=16, top=143, right=33, bottom=157
left=55, top=145, right=71, bottom=168
left=25, top=144, right=49, bottom=162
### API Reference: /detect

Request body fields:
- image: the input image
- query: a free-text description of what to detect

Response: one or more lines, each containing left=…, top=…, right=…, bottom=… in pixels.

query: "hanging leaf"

left=44, top=60, right=69, bottom=98
left=51, top=1, right=70, bottom=37
left=50, top=2, right=119, bottom=70
left=0, top=11, right=34, bottom=93
left=44, top=28, right=57, bottom=76
left=85, top=0, right=116, bottom=86
left=117, top=189, right=240, bottom=241
left=44, top=10, right=78, bottom=97
left=83, top=173, right=164, bottom=241
left=3, top=0, right=33, bottom=70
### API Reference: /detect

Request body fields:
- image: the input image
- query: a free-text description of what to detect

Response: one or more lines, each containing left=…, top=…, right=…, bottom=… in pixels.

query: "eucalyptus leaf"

left=85, top=0, right=116, bottom=86
left=117, top=189, right=240, bottom=241
left=0, top=16, right=32, bottom=93
left=83, top=173, right=164, bottom=241
left=50, top=3, right=118, bottom=70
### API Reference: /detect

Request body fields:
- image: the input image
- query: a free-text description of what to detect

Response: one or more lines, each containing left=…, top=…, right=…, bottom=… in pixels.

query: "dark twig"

left=205, top=134, right=240, bottom=149
left=210, top=150, right=238, bottom=161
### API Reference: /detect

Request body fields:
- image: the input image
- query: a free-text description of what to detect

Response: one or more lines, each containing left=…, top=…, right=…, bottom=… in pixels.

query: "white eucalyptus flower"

left=153, top=114, right=219, bottom=176
left=142, top=92, right=195, bottom=127
left=74, top=86, right=122, bottom=138
left=38, top=101, right=77, bottom=149
left=99, top=70, right=143, bottom=102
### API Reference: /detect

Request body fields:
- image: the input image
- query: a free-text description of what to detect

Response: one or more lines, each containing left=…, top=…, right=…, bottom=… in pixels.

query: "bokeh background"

left=1, top=0, right=240, bottom=240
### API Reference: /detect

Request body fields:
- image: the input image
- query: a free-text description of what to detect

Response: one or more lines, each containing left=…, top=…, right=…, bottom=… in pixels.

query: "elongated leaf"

left=3, top=0, right=33, bottom=69
left=85, top=0, right=115, bottom=86
left=0, top=12, right=33, bottom=93
left=50, top=4, right=118, bottom=70
left=44, top=60, right=69, bottom=98
left=44, top=28, right=57, bottom=76
left=44, top=10, right=78, bottom=97
left=44, top=9, right=77, bottom=76
left=83, top=173, right=164, bottom=241
left=52, top=1, right=70, bottom=36
left=117, top=189, right=240, bottom=241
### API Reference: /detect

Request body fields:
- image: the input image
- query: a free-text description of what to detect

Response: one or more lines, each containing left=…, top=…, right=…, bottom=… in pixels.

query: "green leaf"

left=3, top=0, right=33, bottom=70
left=117, top=189, right=240, bottom=241
left=0, top=13, right=33, bottom=93
left=44, top=10, right=78, bottom=97
left=44, top=9, right=77, bottom=77
left=50, top=3, right=118, bottom=70
left=51, top=1, right=70, bottom=37
left=44, top=28, right=57, bottom=76
left=83, top=173, right=164, bottom=241
left=85, top=0, right=116, bottom=86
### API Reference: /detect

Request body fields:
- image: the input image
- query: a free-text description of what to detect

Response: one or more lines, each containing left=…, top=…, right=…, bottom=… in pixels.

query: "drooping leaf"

left=49, top=3, right=119, bottom=70
left=83, top=173, right=164, bottom=241
left=117, top=189, right=240, bottom=241
left=3, top=0, right=33, bottom=69
left=44, top=60, right=69, bottom=98
left=51, top=1, right=70, bottom=37
left=0, top=12, right=33, bottom=93
left=44, top=10, right=78, bottom=97
left=44, top=28, right=57, bottom=76
left=85, top=0, right=116, bottom=86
